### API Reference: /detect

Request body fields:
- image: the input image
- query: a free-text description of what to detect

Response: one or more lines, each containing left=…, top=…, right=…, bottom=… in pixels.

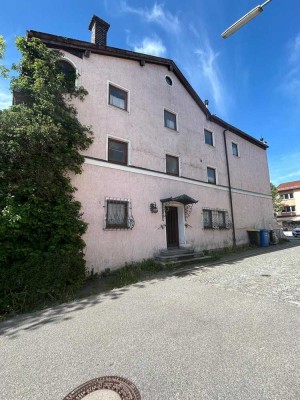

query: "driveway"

left=1, top=243, right=300, bottom=399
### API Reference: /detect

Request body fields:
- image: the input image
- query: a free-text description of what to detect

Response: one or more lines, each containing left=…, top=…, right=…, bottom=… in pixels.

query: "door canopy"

left=160, top=194, right=198, bottom=222
left=160, top=194, right=198, bottom=205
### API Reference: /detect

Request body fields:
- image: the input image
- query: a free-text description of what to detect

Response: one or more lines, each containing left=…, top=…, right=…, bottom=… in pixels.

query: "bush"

left=0, top=37, right=92, bottom=317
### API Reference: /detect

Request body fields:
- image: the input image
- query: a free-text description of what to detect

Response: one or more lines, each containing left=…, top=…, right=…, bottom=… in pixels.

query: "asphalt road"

left=1, top=243, right=300, bottom=400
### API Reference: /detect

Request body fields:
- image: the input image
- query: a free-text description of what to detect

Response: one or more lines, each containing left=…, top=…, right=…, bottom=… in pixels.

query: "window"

left=283, top=193, right=294, bottom=199
left=105, top=198, right=135, bottom=230
left=166, top=155, right=179, bottom=176
left=218, top=211, right=226, bottom=229
left=109, top=84, right=128, bottom=110
left=203, top=210, right=213, bottom=228
left=207, top=167, right=216, bottom=184
left=165, top=76, right=173, bottom=86
left=204, top=129, right=214, bottom=146
left=57, top=60, right=76, bottom=90
left=290, top=193, right=294, bottom=199
left=203, top=208, right=230, bottom=229
left=164, top=110, right=177, bottom=130
left=108, top=138, right=128, bottom=165
left=283, top=206, right=296, bottom=212
left=232, top=142, right=239, bottom=156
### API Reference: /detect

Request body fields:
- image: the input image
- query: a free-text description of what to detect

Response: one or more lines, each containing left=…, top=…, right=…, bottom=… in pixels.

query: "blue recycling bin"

left=260, top=229, right=269, bottom=247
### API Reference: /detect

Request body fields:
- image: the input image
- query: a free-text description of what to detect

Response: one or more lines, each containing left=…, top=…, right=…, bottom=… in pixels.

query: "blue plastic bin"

left=260, top=229, right=269, bottom=247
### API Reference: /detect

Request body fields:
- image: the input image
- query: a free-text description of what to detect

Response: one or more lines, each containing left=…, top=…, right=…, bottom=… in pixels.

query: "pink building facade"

left=29, top=17, right=275, bottom=272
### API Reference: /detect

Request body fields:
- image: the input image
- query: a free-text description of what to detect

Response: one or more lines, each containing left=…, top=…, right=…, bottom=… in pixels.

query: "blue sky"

left=1, top=0, right=300, bottom=185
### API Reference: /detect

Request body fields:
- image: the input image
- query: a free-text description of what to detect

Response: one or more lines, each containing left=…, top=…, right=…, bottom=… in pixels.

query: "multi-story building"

left=277, top=180, right=300, bottom=227
left=27, top=16, right=275, bottom=272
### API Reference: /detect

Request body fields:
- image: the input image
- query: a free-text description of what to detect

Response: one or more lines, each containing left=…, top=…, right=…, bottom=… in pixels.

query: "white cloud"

left=121, top=1, right=181, bottom=33
left=281, top=33, right=300, bottom=100
left=195, top=42, right=227, bottom=116
left=134, top=37, right=166, bottom=57
left=269, top=151, right=300, bottom=185
left=289, top=33, right=300, bottom=63
left=0, top=91, right=12, bottom=110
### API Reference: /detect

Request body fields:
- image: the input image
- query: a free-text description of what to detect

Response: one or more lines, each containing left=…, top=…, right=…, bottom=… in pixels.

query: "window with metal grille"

left=105, top=198, right=135, bottom=230
left=203, top=209, right=213, bottom=228
left=203, top=208, right=231, bottom=230
left=218, top=211, right=226, bottom=228
left=109, top=84, right=128, bottom=110
left=106, top=200, right=128, bottom=228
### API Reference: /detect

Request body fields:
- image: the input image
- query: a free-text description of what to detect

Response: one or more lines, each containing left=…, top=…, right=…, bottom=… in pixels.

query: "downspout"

left=223, top=129, right=236, bottom=247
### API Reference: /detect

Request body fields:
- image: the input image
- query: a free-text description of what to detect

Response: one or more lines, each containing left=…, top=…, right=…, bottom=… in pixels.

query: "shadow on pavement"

left=1, top=240, right=299, bottom=339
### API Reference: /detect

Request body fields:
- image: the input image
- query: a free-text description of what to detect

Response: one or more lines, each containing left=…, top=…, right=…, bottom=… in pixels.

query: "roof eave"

left=27, top=29, right=267, bottom=151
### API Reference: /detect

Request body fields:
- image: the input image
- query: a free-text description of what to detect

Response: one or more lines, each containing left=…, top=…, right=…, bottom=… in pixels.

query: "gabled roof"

left=277, top=180, right=300, bottom=191
left=27, top=30, right=268, bottom=150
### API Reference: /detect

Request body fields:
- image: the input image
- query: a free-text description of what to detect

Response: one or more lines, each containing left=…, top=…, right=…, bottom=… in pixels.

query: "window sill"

left=164, top=126, right=178, bottom=132
left=104, top=227, right=132, bottom=231
left=203, top=227, right=229, bottom=230
left=205, top=143, right=215, bottom=147
left=108, top=160, right=129, bottom=166
left=108, top=103, right=129, bottom=113
left=166, top=172, right=180, bottom=177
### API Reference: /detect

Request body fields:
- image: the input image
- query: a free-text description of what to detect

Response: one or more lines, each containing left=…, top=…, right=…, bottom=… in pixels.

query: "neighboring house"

left=26, top=16, right=275, bottom=272
left=277, top=180, right=300, bottom=227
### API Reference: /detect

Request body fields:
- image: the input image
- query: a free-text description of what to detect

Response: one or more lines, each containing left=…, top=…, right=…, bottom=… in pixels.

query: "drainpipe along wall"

left=223, top=129, right=237, bottom=247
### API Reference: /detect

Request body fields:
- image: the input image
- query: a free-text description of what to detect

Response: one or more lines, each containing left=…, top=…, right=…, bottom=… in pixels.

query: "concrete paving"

left=0, top=242, right=300, bottom=399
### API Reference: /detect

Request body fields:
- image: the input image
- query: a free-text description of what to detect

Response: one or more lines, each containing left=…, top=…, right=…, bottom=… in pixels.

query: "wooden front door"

left=166, top=206, right=179, bottom=248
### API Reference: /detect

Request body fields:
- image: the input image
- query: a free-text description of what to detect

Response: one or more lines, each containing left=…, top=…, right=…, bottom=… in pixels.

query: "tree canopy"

left=0, top=35, right=9, bottom=78
left=270, top=183, right=283, bottom=213
left=0, top=37, right=93, bottom=317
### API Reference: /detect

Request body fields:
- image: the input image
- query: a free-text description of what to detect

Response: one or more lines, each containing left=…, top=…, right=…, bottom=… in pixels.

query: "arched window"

left=56, top=60, right=76, bottom=90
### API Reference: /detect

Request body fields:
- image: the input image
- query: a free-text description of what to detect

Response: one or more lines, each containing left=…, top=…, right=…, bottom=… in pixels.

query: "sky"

left=0, top=0, right=300, bottom=186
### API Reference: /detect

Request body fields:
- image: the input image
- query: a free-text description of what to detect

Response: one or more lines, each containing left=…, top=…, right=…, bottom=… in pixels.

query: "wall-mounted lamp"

left=204, top=99, right=209, bottom=108
left=150, top=202, right=158, bottom=213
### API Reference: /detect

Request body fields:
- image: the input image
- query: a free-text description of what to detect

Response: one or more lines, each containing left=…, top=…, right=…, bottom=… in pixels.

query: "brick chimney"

left=89, top=15, right=110, bottom=46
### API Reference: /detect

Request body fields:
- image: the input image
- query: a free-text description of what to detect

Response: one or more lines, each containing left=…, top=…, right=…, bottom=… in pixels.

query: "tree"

left=270, top=183, right=283, bottom=213
left=0, top=37, right=93, bottom=316
left=0, top=35, right=9, bottom=78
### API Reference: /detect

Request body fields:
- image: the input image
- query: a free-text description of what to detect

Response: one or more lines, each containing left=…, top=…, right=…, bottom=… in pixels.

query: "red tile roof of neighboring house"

left=277, top=180, right=300, bottom=191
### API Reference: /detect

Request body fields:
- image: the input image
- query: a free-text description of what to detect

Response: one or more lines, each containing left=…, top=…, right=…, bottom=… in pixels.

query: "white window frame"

left=204, top=129, right=214, bottom=147
left=107, top=81, right=130, bottom=112
left=164, top=108, right=178, bottom=132
left=60, top=56, right=79, bottom=87
left=106, top=135, right=131, bottom=165
left=207, top=166, right=217, bottom=185
left=232, top=141, right=239, bottom=157
left=165, top=153, right=181, bottom=176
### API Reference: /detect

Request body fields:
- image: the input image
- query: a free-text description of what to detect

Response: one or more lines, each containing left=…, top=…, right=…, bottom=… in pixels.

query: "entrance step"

left=154, top=248, right=210, bottom=265
left=155, top=251, right=205, bottom=262
left=155, top=255, right=212, bottom=267
left=158, top=248, right=194, bottom=256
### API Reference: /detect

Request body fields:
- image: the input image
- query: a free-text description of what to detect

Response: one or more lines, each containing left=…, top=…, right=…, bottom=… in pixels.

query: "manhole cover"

left=63, top=376, right=141, bottom=400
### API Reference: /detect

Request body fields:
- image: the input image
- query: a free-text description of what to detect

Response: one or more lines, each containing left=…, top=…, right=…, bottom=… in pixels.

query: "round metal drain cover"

left=63, top=376, right=141, bottom=400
